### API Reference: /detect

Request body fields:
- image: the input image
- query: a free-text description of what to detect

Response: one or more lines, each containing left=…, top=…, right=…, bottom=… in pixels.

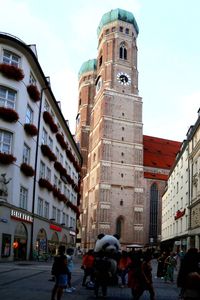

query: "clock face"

left=117, top=72, right=131, bottom=86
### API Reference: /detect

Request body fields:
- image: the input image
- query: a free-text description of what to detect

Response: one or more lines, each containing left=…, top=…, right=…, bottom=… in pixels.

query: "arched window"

left=116, top=216, right=123, bottom=238
left=149, top=183, right=158, bottom=244
left=119, top=42, right=127, bottom=60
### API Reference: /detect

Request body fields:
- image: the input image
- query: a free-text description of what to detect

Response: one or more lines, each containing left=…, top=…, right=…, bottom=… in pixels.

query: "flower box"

left=43, top=111, right=58, bottom=133
left=0, top=107, right=19, bottom=122
left=0, top=152, right=16, bottom=165
left=38, top=178, right=53, bottom=191
left=56, top=133, right=67, bottom=150
left=41, top=144, right=56, bottom=161
left=27, top=85, right=40, bottom=102
left=0, top=63, right=24, bottom=81
left=20, top=163, right=35, bottom=177
left=24, top=123, right=38, bottom=136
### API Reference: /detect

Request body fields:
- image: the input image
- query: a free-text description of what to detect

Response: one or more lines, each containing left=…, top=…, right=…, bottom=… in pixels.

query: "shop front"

left=13, top=222, right=28, bottom=260
left=35, top=228, right=48, bottom=258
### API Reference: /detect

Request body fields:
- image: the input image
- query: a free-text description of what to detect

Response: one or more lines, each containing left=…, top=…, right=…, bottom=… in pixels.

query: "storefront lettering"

left=50, top=224, right=62, bottom=232
left=174, top=208, right=186, bottom=220
left=10, top=209, right=33, bottom=223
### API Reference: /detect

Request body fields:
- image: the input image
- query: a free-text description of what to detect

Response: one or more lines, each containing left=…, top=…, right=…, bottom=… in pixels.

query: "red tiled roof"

left=143, top=135, right=181, bottom=170
left=144, top=172, right=168, bottom=181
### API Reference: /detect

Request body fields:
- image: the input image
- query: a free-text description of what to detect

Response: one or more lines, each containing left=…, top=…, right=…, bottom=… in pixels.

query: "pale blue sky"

left=0, top=0, right=199, bottom=142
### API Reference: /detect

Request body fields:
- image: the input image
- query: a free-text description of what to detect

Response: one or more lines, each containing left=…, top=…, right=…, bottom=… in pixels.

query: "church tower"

left=76, top=9, right=144, bottom=249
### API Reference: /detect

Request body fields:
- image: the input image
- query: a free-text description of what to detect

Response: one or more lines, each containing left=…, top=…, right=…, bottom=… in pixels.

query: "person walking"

left=164, top=251, right=177, bottom=283
left=51, top=245, right=68, bottom=300
left=81, top=249, right=95, bottom=286
left=118, top=250, right=131, bottom=287
left=156, top=251, right=167, bottom=279
left=64, top=248, right=76, bottom=293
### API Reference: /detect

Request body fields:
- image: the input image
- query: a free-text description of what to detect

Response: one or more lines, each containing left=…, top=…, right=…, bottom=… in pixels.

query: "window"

left=0, top=86, right=16, bottom=109
left=46, top=167, right=51, bottom=181
left=56, top=147, right=59, bottom=158
left=25, top=105, right=33, bottom=124
left=116, top=217, right=123, bottom=238
left=23, top=143, right=30, bottom=164
left=29, top=73, right=36, bottom=85
left=99, top=55, right=103, bottom=67
left=50, top=110, right=55, bottom=120
left=19, top=186, right=28, bottom=210
left=3, top=49, right=20, bottom=67
left=40, top=161, right=45, bottom=178
left=57, top=209, right=61, bottom=223
left=105, top=29, right=109, bottom=35
left=62, top=212, right=66, bottom=224
left=0, top=130, right=12, bottom=154
left=112, top=27, right=116, bottom=32
left=42, top=128, right=47, bottom=145
left=60, top=153, right=63, bottom=164
left=125, top=28, right=129, bottom=34
left=38, top=198, right=43, bottom=216
left=66, top=214, right=69, bottom=227
left=149, top=183, right=158, bottom=243
left=119, top=26, right=123, bottom=32
left=48, top=136, right=53, bottom=150
left=54, top=175, right=58, bottom=187
left=44, top=100, right=49, bottom=112
left=52, top=206, right=56, bottom=219
left=44, top=201, right=49, bottom=219
left=119, top=42, right=127, bottom=60
left=58, top=180, right=62, bottom=191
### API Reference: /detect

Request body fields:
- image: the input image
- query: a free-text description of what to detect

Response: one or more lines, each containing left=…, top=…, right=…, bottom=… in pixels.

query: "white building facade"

left=162, top=109, right=200, bottom=251
left=0, top=33, right=81, bottom=261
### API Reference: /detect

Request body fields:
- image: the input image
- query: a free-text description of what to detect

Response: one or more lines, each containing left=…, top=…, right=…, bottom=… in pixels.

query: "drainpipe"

left=29, top=85, right=48, bottom=260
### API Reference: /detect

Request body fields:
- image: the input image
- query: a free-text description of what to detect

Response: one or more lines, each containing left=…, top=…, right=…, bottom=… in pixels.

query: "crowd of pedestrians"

left=50, top=245, right=200, bottom=300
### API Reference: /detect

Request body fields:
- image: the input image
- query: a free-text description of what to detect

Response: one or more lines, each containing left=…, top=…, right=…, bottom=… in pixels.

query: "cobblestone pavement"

left=0, top=258, right=180, bottom=300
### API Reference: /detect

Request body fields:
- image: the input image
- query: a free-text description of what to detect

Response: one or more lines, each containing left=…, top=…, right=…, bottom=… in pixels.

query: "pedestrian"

left=156, top=251, right=166, bottom=279
left=118, top=250, right=131, bottom=287
left=127, top=249, right=143, bottom=299
left=177, top=247, right=200, bottom=299
left=64, top=248, right=76, bottom=293
left=140, top=250, right=155, bottom=300
left=81, top=249, right=95, bottom=286
left=93, top=250, right=112, bottom=298
left=164, top=251, right=177, bottom=283
left=51, top=245, right=68, bottom=300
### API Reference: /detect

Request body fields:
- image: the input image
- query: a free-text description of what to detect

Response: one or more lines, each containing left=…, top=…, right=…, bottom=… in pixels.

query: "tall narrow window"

left=23, top=143, right=30, bottom=164
left=25, top=105, right=33, bottom=124
left=3, top=49, right=20, bottom=67
left=29, top=72, right=36, bottom=85
left=44, top=100, right=49, bottom=112
left=149, top=183, right=158, bottom=244
left=0, top=86, right=16, bottom=109
left=0, top=130, right=12, bottom=154
left=116, top=217, right=123, bottom=238
left=38, top=197, right=43, bottom=216
left=42, top=128, right=47, bottom=145
left=119, top=42, right=127, bottom=60
left=19, top=186, right=28, bottom=210
left=40, top=161, right=45, bottom=178
left=44, top=201, right=49, bottom=219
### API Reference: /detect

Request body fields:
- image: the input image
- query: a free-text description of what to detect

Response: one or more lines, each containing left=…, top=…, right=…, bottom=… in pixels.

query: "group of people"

left=81, top=248, right=155, bottom=299
left=156, top=248, right=200, bottom=299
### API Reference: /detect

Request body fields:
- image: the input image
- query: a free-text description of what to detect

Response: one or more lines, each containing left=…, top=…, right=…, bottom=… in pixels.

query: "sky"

left=0, top=0, right=200, bottom=142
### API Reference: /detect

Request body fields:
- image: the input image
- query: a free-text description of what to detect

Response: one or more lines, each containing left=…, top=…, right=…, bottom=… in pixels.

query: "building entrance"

left=13, top=223, right=27, bottom=260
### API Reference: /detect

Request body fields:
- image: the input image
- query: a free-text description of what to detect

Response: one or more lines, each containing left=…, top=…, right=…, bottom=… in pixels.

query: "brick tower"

left=76, top=9, right=145, bottom=249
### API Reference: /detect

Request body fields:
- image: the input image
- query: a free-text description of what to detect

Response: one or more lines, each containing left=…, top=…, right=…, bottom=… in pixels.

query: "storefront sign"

left=50, top=224, right=62, bottom=232
left=10, top=209, right=33, bottom=223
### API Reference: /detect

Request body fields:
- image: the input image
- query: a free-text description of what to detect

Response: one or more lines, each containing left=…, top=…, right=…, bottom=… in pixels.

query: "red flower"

left=41, top=144, right=56, bottom=161
left=38, top=178, right=53, bottom=191
left=56, top=133, right=67, bottom=150
left=24, top=123, right=38, bottom=136
left=0, top=152, right=16, bottom=165
left=27, top=85, right=40, bottom=102
left=20, top=163, right=35, bottom=177
left=43, top=111, right=58, bottom=133
left=0, top=63, right=24, bottom=81
left=0, top=107, right=19, bottom=122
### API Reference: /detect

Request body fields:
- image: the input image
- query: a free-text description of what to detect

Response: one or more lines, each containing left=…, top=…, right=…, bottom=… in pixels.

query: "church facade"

left=75, top=9, right=181, bottom=249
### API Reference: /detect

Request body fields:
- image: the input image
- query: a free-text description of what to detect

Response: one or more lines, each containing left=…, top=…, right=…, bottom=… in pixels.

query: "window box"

left=41, top=144, right=56, bottom=161
left=0, top=63, right=24, bottom=81
left=24, top=123, right=38, bottom=136
left=38, top=178, right=53, bottom=192
left=0, top=152, right=16, bottom=165
left=20, top=163, right=35, bottom=177
left=27, top=84, right=40, bottom=102
left=43, top=111, right=58, bottom=133
left=56, top=133, right=67, bottom=150
left=0, top=107, right=19, bottom=123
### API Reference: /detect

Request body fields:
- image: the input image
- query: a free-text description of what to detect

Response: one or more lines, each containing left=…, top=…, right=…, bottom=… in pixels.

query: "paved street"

left=0, top=257, right=180, bottom=300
